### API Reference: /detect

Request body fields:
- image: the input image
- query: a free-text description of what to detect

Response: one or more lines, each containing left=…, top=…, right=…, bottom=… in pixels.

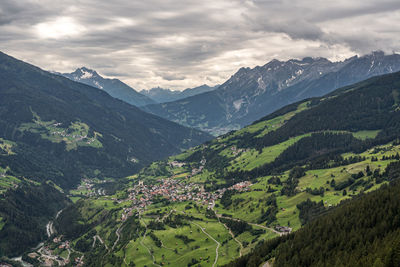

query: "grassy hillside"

left=21, top=72, right=400, bottom=266
left=226, top=166, right=400, bottom=267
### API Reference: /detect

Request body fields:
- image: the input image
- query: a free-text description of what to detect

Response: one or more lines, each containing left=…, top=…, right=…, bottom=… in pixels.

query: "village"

left=50, top=128, right=96, bottom=145
left=20, top=238, right=78, bottom=267
left=46, top=121, right=98, bottom=145
left=120, top=178, right=252, bottom=221
left=19, top=155, right=278, bottom=267
left=75, top=179, right=106, bottom=197
left=21, top=177, right=253, bottom=267
left=116, top=155, right=255, bottom=221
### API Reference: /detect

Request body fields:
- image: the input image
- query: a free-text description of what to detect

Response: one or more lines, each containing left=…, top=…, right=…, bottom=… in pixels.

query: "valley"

left=24, top=133, right=400, bottom=266
left=16, top=71, right=400, bottom=266
left=1, top=1, right=400, bottom=266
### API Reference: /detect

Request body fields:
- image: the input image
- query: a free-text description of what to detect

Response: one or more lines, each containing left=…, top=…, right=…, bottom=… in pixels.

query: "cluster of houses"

left=49, top=123, right=97, bottom=144
left=170, top=157, right=208, bottom=178
left=51, top=129, right=87, bottom=141
left=34, top=244, right=68, bottom=266
left=85, top=137, right=97, bottom=145
left=230, top=146, right=250, bottom=156
left=190, top=158, right=207, bottom=176
left=275, top=225, right=292, bottom=234
left=228, top=181, right=252, bottom=191
left=75, top=179, right=105, bottom=197
left=119, top=178, right=253, bottom=221
left=121, top=207, right=135, bottom=221
left=126, top=178, right=206, bottom=210
left=169, top=161, right=186, bottom=168
left=0, top=142, right=10, bottom=155
left=57, top=240, right=70, bottom=250
left=77, top=179, right=94, bottom=190
left=25, top=236, right=74, bottom=266
left=118, top=154, right=254, bottom=222
left=75, top=256, right=84, bottom=267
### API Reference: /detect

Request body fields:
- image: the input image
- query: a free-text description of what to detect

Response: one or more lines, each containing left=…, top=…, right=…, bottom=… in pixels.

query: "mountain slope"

left=226, top=176, right=400, bottom=267
left=141, top=84, right=219, bottom=103
left=0, top=51, right=211, bottom=256
left=35, top=71, right=400, bottom=266
left=144, top=51, right=400, bottom=135
left=62, top=67, right=155, bottom=107
left=0, top=51, right=211, bottom=187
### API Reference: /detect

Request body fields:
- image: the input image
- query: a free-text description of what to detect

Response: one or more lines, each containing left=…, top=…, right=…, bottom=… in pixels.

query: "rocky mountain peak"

left=71, top=67, right=100, bottom=80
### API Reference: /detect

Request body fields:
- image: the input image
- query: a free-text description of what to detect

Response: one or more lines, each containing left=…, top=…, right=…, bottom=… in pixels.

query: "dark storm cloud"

left=0, top=0, right=399, bottom=90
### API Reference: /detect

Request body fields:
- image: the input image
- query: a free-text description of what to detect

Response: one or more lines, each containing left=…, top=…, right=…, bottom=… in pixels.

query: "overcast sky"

left=1, top=0, right=399, bottom=90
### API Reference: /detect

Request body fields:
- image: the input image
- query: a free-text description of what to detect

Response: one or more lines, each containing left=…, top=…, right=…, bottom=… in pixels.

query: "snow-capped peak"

left=80, top=69, right=93, bottom=79
left=73, top=67, right=99, bottom=80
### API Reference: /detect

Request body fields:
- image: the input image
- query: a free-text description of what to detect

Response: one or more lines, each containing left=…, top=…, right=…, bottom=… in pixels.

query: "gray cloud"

left=0, top=0, right=399, bottom=90
left=156, top=71, right=187, bottom=81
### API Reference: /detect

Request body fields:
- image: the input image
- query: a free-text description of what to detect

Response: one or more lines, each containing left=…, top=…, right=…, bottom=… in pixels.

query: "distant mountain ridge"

left=61, top=67, right=155, bottom=107
left=140, top=84, right=219, bottom=103
left=143, top=51, right=400, bottom=135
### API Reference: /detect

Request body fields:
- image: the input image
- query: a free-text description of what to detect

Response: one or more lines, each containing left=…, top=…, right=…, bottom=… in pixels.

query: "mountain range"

left=143, top=51, right=400, bottom=135
left=61, top=67, right=155, bottom=107
left=140, top=84, right=219, bottom=103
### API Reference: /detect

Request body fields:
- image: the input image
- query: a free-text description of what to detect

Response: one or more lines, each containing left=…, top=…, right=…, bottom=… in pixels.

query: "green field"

left=19, top=111, right=102, bottom=151
left=120, top=205, right=255, bottom=267
left=352, top=130, right=381, bottom=140
left=227, top=134, right=311, bottom=171
left=227, top=101, right=310, bottom=140
left=0, top=217, right=5, bottom=231
left=0, top=138, right=16, bottom=155
left=0, top=167, right=21, bottom=193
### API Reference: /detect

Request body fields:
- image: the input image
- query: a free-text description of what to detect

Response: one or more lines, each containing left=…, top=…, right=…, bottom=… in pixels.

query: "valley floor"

left=17, top=140, right=400, bottom=267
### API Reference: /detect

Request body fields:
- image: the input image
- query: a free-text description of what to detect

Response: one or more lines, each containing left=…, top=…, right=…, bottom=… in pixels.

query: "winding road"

left=248, top=222, right=286, bottom=236
left=215, top=212, right=285, bottom=236
left=139, top=214, right=161, bottom=267
left=93, top=234, right=108, bottom=250
left=191, top=221, right=220, bottom=267
left=46, top=209, right=64, bottom=237
left=112, top=224, right=124, bottom=251
left=221, top=221, right=244, bottom=257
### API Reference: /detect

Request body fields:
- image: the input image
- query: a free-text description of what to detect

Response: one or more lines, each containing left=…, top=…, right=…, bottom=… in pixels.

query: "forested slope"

left=226, top=162, right=400, bottom=267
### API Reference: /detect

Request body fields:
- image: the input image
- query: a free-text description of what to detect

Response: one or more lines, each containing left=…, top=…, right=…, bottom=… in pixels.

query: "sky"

left=1, top=0, right=400, bottom=90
